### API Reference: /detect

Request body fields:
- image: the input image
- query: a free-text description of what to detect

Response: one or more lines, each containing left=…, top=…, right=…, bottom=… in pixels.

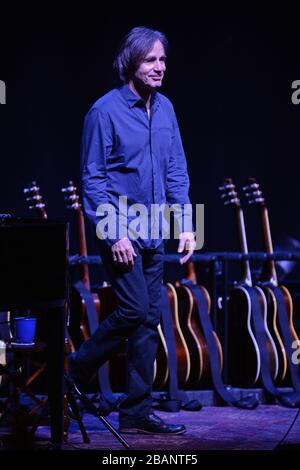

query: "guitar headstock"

left=243, top=177, right=265, bottom=206
left=61, top=180, right=81, bottom=212
left=23, top=181, right=47, bottom=219
left=218, top=177, right=241, bottom=208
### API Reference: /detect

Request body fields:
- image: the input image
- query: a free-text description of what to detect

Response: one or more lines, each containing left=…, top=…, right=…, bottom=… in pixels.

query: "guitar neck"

left=40, top=208, right=48, bottom=219
left=259, top=205, right=278, bottom=285
left=77, top=208, right=91, bottom=291
left=186, top=261, right=197, bottom=284
left=235, top=206, right=252, bottom=286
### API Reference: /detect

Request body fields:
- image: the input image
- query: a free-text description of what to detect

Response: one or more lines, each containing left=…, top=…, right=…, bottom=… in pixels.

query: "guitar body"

left=153, top=323, right=169, bottom=390
left=278, top=284, right=300, bottom=386
left=165, top=283, right=190, bottom=387
left=228, top=286, right=261, bottom=387
left=279, top=285, right=299, bottom=343
left=260, top=285, right=287, bottom=383
left=176, top=284, right=206, bottom=387
left=195, top=284, right=224, bottom=380
left=254, top=285, right=279, bottom=381
left=68, top=288, right=100, bottom=349
left=176, top=283, right=223, bottom=387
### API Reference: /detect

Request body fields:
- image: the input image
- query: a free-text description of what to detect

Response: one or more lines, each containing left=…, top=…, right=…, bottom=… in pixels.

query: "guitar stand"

left=64, top=374, right=131, bottom=449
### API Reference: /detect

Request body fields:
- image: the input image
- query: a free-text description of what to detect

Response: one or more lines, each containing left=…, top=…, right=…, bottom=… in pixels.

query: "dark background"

left=1, top=6, right=300, bottom=269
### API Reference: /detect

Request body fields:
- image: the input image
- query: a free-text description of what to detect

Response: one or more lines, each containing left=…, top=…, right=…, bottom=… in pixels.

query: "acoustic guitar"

left=153, top=325, right=169, bottom=390
left=243, top=177, right=297, bottom=384
left=163, top=282, right=190, bottom=387
left=24, top=181, right=48, bottom=219
left=175, top=262, right=223, bottom=388
left=61, top=181, right=101, bottom=347
left=219, top=178, right=278, bottom=386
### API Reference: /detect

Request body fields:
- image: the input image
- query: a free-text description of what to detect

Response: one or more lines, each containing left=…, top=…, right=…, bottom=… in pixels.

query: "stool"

left=0, top=339, right=89, bottom=444
left=0, top=342, right=47, bottom=428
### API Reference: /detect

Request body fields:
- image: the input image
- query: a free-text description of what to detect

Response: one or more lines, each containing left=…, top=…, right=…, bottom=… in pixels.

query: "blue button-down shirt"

left=80, top=84, right=191, bottom=249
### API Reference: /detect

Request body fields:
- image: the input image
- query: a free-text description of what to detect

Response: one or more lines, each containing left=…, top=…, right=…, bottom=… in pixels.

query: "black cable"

left=274, top=408, right=300, bottom=450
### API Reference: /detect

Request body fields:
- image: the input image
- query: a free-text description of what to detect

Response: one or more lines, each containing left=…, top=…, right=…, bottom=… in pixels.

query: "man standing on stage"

left=69, top=26, right=196, bottom=434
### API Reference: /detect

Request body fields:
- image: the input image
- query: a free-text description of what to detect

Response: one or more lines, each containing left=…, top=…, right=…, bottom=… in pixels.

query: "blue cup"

left=13, top=317, right=37, bottom=344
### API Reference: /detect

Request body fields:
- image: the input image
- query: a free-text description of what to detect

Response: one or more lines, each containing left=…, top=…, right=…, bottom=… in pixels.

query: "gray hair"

left=113, top=26, right=168, bottom=83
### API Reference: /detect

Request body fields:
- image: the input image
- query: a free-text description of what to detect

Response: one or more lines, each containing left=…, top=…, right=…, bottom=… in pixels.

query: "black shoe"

left=119, top=413, right=186, bottom=435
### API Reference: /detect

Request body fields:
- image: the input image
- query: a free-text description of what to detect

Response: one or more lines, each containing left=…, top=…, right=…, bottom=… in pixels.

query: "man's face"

left=134, top=39, right=166, bottom=89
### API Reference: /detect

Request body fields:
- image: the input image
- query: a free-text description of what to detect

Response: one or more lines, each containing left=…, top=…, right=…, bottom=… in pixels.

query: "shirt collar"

left=119, top=84, right=160, bottom=110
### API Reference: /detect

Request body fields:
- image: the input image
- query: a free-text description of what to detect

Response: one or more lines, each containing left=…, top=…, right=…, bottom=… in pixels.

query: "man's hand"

left=177, top=232, right=196, bottom=264
left=111, top=237, right=137, bottom=268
